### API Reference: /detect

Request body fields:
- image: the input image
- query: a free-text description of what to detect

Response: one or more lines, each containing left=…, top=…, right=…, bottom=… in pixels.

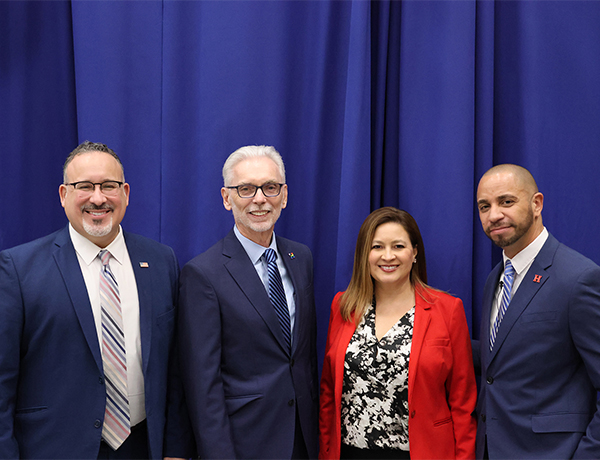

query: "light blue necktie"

left=490, top=259, right=515, bottom=351
left=264, top=248, right=292, bottom=351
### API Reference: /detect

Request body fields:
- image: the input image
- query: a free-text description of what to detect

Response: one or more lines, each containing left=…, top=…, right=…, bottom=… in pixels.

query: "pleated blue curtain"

left=2, top=0, right=600, bottom=353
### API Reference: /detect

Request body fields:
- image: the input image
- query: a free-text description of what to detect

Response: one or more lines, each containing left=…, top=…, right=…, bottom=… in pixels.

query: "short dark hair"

left=63, top=141, right=124, bottom=183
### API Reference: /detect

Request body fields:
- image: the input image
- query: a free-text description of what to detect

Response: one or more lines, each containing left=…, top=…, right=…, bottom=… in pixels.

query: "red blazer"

left=319, top=287, right=476, bottom=460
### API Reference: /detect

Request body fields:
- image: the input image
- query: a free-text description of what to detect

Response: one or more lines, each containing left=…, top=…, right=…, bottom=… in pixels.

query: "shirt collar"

left=68, top=223, right=126, bottom=266
left=503, top=227, right=548, bottom=275
left=233, top=225, right=278, bottom=263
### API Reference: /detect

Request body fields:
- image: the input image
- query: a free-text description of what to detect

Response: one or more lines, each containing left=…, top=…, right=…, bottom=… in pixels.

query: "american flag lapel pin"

left=288, top=252, right=295, bottom=259
left=139, top=262, right=149, bottom=268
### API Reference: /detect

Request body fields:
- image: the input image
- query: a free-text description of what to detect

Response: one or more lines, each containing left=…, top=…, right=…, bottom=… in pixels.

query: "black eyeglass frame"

left=65, top=180, right=124, bottom=193
left=225, top=182, right=285, bottom=199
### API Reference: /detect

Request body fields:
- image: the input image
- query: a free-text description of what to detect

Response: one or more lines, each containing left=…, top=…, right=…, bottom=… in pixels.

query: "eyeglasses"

left=65, top=181, right=124, bottom=196
left=225, top=182, right=285, bottom=198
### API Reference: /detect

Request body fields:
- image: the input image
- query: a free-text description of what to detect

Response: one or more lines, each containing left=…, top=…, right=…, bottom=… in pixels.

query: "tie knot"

left=264, top=248, right=277, bottom=264
left=99, top=249, right=111, bottom=266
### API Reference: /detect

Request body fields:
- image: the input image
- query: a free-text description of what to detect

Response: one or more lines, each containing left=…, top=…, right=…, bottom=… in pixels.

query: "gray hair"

left=222, top=145, right=286, bottom=186
left=63, top=141, right=124, bottom=183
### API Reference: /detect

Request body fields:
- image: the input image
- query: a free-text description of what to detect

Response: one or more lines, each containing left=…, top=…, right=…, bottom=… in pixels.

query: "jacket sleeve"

left=163, top=249, right=196, bottom=458
left=178, top=260, right=237, bottom=459
left=570, top=266, right=600, bottom=458
left=319, top=292, right=343, bottom=460
left=0, top=250, right=22, bottom=458
left=446, top=297, right=477, bottom=460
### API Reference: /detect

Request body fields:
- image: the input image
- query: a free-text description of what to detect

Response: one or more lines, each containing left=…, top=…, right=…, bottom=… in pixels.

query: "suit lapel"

left=222, top=231, right=290, bottom=355
left=276, top=238, right=302, bottom=354
left=52, top=227, right=103, bottom=373
left=489, top=235, right=557, bottom=363
left=408, top=291, right=431, bottom=407
left=482, top=263, right=503, bottom=367
left=125, top=233, right=153, bottom=374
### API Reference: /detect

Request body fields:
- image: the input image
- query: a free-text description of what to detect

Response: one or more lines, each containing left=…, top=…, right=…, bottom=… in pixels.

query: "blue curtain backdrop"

left=2, top=0, right=600, bottom=361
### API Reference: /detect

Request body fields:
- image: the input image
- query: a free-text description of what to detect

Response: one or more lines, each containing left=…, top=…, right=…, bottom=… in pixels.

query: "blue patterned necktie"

left=490, top=259, right=515, bottom=351
left=264, top=248, right=292, bottom=351
left=99, top=250, right=130, bottom=449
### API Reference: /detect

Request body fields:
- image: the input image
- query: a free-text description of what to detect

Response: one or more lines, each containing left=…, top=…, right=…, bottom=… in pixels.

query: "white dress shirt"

left=69, top=224, right=145, bottom=426
left=490, top=227, right=549, bottom=333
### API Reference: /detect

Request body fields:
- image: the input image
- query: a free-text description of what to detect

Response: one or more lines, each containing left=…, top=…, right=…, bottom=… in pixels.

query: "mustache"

left=82, top=204, right=114, bottom=211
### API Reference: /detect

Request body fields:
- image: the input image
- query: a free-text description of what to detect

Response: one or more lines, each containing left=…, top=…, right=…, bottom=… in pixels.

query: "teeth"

left=252, top=211, right=268, bottom=216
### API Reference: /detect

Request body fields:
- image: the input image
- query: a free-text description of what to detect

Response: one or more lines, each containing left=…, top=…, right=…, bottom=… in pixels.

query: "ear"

left=123, top=182, right=130, bottom=206
left=281, top=184, right=288, bottom=209
left=221, top=187, right=233, bottom=211
left=59, top=184, right=67, bottom=208
left=532, top=192, right=544, bottom=216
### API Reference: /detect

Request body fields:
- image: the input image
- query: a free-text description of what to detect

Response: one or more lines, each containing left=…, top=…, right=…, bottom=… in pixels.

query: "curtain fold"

left=2, top=0, right=600, bottom=351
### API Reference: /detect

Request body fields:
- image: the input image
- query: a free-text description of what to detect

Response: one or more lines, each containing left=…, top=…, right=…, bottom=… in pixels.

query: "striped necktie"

left=490, top=259, right=515, bottom=351
left=99, top=250, right=130, bottom=449
left=264, top=248, right=292, bottom=351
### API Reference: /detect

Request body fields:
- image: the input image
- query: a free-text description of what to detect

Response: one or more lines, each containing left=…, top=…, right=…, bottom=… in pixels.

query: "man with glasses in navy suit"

left=178, top=145, right=319, bottom=459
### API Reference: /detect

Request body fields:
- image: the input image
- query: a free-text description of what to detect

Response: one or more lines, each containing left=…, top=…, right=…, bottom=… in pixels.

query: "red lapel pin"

left=533, top=274, right=542, bottom=283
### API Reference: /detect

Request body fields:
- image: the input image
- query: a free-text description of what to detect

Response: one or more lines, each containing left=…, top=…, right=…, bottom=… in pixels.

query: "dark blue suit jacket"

left=475, top=233, right=600, bottom=459
left=0, top=226, right=193, bottom=459
left=178, top=229, right=319, bottom=459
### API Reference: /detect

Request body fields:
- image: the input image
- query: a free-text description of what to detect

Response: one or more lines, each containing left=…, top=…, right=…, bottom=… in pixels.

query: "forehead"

left=231, top=156, right=282, bottom=184
left=373, top=222, right=410, bottom=240
left=477, top=172, right=526, bottom=201
left=66, top=151, right=122, bottom=180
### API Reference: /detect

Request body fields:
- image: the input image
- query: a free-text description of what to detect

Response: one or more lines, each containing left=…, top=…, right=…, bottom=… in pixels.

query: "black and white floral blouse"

left=340, top=302, right=415, bottom=451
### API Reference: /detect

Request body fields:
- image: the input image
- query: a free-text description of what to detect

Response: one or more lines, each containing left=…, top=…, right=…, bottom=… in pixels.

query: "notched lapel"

left=126, top=235, right=153, bottom=374
left=408, top=296, right=431, bottom=406
left=489, top=261, right=550, bottom=363
left=53, top=232, right=103, bottom=373
left=223, top=234, right=291, bottom=355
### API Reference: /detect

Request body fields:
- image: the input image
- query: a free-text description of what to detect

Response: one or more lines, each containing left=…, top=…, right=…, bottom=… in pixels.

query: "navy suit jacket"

left=475, top=233, right=600, bottom=459
left=178, top=229, right=319, bottom=459
left=0, top=226, right=193, bottom=459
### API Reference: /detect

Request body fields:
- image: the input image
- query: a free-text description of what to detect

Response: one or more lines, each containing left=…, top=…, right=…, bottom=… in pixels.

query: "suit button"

left=94, top=420, right=102, bottom=428
left=288, top=399, right=295, bottom=407
left=410, top=410, right=415, bottom=418
left=481, top=414, right=486, bottom=422
left=486, top=376, right=494, bottom=384
left=290, top=359, right=295, bottom=367
left=99, top=377, right=104, bottom=385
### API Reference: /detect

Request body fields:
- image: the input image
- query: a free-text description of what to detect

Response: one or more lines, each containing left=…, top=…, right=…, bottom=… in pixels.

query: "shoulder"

left=1, top=228, right=66, bottom=262
left=418, top=286, right=462, bottom=309
left=276, top=235, right=312, bottom=256
left=123, top=231, right=177, bottom=262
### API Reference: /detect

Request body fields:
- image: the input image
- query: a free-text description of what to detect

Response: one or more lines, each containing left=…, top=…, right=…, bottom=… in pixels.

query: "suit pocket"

left=522, top=311, right=557, bottom=323
left=426, top=338, right=450, bottom=347
left=433, top=416, right=452, bottom=427
left=15, top=406, right=48, bottom=415
left=531, top=412, right=590, bottom=433
left=225, top=394, right=263, bottom=416
left=156, top=306, right=175, bottom=326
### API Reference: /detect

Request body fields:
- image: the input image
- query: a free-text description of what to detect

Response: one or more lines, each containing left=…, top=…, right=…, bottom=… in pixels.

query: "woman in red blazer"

left=319, top=208, right=476, bottom=459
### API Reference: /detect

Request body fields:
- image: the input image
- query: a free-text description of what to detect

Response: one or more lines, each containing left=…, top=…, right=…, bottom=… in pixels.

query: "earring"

left=413, top=258, right=417, bottom=264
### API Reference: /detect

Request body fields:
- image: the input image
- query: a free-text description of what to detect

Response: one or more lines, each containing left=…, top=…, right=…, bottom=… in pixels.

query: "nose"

left=382, top=247, right=395, bottom=260
left=252, top=187, right=268, bottom=204
left=488, top=204, right=503, bottom=222
left=89, top=185, right=107, bottom=205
